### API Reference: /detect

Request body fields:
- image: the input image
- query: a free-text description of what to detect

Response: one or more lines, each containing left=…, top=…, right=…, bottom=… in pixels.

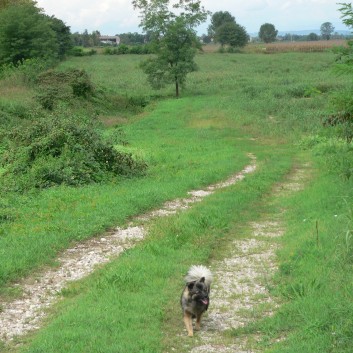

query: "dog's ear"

left=187, top=281, right=196, bottom=290
left=200, top=277, right=205, bottom=283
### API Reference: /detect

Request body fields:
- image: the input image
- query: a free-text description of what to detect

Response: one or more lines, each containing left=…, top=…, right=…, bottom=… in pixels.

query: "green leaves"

left=133, top=0, right=208, bottom=96
left=0, top=2, right=71, bottom=65
left=259, top=23, right=278, bottom=43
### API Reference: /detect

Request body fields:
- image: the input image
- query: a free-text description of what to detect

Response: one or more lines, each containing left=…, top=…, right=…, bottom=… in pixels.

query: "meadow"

left=0, top=50, right=352, bottom=352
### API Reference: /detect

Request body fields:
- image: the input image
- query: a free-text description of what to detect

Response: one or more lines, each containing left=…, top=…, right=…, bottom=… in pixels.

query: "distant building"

left=99, top=35, right=120, bottom=45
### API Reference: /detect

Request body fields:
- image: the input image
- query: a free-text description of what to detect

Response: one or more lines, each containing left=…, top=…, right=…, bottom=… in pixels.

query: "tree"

left=208, top=10, right=248, bottom=49
left=0, top=3, right=59, bottom=65
left=307, top=32, right=319, bottom=41
left=328, top=4, right=353, bottom=141
left=48, top=16, right=73, bottom=59
left=320, top=22, right=335, bottom=40
left=201, top=34, right=212, bottom=44
left=208, top=11, right=235, bottom=38
left=0, top=0, right=33, bottom=10
left=259, top=23, right=278, bottom=43
left=215, top=21, right=248, bottom=48
left=132, top=0, right=209, bottom=98
left=119, top=32, right=145, bottom=45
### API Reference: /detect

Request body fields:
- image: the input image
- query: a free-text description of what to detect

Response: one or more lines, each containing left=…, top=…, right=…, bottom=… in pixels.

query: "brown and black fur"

left=181, top=265, right=213, bottom=337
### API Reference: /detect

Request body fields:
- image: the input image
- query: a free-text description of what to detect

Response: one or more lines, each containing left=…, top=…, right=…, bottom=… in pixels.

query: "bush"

left=35, top=68, right=95, bottom=109
left=0, top=110, right=147, bottom=191
left=102, top=44, right=152, bottom=55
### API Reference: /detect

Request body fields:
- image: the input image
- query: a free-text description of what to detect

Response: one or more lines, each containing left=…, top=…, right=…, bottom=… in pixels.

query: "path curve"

left=0, top=155, right=257, bottom=343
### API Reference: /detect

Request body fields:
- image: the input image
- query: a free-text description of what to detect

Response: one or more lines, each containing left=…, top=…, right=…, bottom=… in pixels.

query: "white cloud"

left=36, top=0, right=347, bottom=35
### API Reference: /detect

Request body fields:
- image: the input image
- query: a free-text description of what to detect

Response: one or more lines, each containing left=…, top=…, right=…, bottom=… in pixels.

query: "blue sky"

left=36, top=0, right=349, bottom=35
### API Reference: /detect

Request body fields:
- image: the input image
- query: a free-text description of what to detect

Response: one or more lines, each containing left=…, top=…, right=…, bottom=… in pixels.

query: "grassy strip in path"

left=9, top=146, right=294, bottom=353
left=231, top=161, right=353, bottom=352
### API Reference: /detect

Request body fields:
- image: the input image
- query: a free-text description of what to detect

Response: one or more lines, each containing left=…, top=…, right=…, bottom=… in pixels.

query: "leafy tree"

left=307, top=32, right=319, bottom=41
left=320, top=22, right=335, bottom=40
left=132, top=0, right=209, bottom=98
left=259, top=23, right=278, bottom=43
left=48, top=16, right=73, bottom=59
left=0, top=3, right=59, bottom=65
left=208, top=11, right=235, bottom=38
left=214, top=21, right=248, bottom=48
left=0, top=0, right=33, bottom=10
left=208, top=10, right=248, bottom=49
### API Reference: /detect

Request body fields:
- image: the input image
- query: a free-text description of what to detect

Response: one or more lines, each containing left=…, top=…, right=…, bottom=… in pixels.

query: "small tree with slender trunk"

left=132, top=0, right=209, bottom=98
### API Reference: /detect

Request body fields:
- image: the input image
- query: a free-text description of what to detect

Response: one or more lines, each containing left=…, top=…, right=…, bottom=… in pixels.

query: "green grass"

left=13, top=146, right=293, bottom=353
left=1, top=51, right=353, bottom=352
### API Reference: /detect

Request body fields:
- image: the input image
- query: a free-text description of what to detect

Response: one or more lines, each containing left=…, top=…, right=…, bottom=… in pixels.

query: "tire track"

left=186, top=162, right=311, bottom=353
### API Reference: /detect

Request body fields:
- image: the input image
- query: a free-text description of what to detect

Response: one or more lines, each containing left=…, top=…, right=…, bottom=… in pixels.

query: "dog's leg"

left=195, top=313, right=202, bottom=331
left=183, top=311, right=193, bottom=337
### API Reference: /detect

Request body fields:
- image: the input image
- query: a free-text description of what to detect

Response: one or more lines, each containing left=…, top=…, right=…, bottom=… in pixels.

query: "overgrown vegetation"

left=0, top=109, right=147, bottom=191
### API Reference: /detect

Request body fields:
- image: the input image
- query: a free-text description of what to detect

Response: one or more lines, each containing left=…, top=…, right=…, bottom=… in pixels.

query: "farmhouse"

left=99, top=35, right=120, bottom=45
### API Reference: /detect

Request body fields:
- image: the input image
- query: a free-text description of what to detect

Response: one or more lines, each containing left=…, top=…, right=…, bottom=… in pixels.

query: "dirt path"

left=183, top=162, right=311, bottom=353
left=0, top=155, right=257, bottom=344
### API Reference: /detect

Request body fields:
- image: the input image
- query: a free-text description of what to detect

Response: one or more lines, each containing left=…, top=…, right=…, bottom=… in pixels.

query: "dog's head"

left=187, top=277, right=209, bottom=306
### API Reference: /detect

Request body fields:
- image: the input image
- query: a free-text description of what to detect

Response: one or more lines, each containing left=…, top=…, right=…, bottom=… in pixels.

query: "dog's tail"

left=185, top=265, right=213, bottom=286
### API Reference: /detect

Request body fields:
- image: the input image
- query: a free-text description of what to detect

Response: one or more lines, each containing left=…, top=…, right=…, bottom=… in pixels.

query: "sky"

left=35, top=0, right=348, bottom=36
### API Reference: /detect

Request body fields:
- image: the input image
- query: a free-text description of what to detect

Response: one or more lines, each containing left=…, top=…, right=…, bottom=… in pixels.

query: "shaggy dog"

left=180, top=265, right=213, bottom=337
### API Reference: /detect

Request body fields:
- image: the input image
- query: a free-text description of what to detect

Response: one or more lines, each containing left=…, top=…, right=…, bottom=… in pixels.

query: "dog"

left=181, top=265, right=213, bottom=337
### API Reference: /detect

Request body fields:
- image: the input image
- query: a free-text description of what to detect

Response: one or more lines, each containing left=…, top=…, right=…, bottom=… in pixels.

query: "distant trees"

left=259, top=23, right=278, bottom=43
left=0, top=2, right=72, bottom=65
left=307, top=32, right=319, bottom=41
left=71, top=30, right=101, bottom=47
left=119, top=32, right=145, bottom=45
left=132, top=0, right=209, bottom=98
left=320, top=22, right=335, bottom=40
left=209, top=11, right=248, bottom=49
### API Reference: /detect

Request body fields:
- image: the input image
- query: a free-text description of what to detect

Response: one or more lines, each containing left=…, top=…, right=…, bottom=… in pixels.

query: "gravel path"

left=0, top=155, right=257, bottom=344
left=186, top=162, right=310, bottom=353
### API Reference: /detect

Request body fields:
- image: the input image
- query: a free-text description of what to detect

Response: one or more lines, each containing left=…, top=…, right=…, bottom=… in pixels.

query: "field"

left=0, top=51, right=352, bottom=352
left=202, top=39, right=346, bottom=53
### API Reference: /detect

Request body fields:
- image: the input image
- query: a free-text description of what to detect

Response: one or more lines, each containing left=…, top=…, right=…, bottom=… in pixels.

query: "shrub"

left=35, top=68, right=95, bottom=109
left=0, top=110, right=147, bottom=191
